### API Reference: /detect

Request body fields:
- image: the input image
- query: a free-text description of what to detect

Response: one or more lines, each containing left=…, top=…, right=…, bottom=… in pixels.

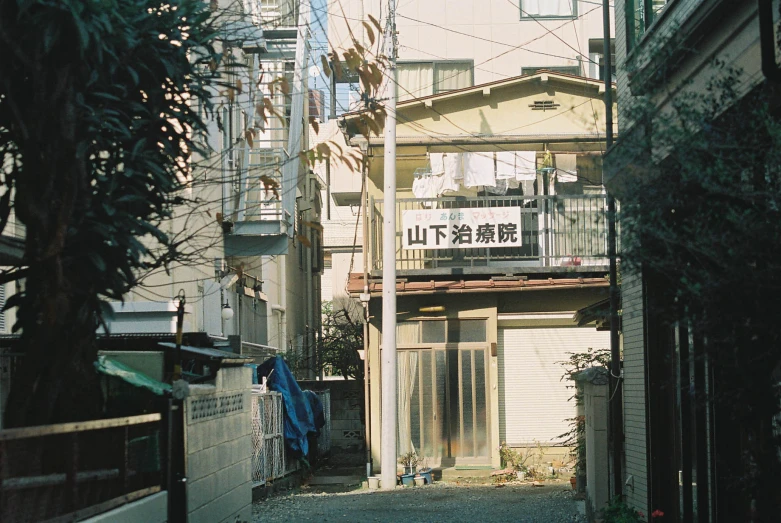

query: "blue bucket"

left=418, top=468, right=433, bottom=485
left=400, top=473, right=415, bottom=486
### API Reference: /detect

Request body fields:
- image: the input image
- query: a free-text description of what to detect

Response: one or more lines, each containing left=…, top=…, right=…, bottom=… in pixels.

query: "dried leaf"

left=245, top=129, right=254, bottom=148
left=368, top=14, right=381, bottom=32
left=304, top=220, right=324, bottom=232
left=227, top=88, right=235, bottom=103
left=320, top=55, right=331, bottom=78
left=297, top=234, right=312, bottom=247
left=362, top=22, right=376, bottom=46
left=236, top=78, right=243, bottom=93
left=310, top=117, right=320, bottom=135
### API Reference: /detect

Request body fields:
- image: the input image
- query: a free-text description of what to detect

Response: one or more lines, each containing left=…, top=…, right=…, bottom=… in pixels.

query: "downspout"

left=360, top=151, right=372, bottom=478
left=603, top=0, right=624, bottom=498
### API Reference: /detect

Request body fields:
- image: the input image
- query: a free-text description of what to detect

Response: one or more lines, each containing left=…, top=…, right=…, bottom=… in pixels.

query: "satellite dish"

left=309, top=66, right=321, bottom=78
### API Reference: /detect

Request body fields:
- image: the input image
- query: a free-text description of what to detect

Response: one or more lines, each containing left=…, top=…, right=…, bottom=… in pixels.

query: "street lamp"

left=221, top=301, right=234, bottom=321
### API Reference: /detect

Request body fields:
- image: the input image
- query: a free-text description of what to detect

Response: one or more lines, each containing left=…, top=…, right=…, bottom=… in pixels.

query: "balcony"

left=369, top=194, right=612, bottom=277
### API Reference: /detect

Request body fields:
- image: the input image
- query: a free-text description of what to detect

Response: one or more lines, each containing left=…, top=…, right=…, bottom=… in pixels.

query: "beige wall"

left=328, top=0, right=613, bottom=86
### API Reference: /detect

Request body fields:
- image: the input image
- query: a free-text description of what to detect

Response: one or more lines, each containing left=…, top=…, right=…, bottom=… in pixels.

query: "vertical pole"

left=380, top=0, right=398, bottom=491
left=362, top=156, right=373, bottom=477
left=603, top=0, right=623, bottom=498
left=173, top=290, right=185, bottom=382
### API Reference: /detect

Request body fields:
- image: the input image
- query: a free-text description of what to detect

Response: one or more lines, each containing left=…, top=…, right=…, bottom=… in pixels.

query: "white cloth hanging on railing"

left=432, top=171, right=460, bottom=195
left=515, top=151, right=538, bottom=181
left=444, top=152, right=464, bottom=180
left=412, top=172, right=433, bottom=199
left=555, top=154, right=578, bottom=182
left=495, top=151, right=516, bottom=180
left=430, top=153, right=445, bottom=176
left=464, top=152, right=496, bottom=188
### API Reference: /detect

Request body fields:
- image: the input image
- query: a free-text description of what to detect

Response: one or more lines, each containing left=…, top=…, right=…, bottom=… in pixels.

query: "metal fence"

left=0, top=414, right=165, bottom=523
left=371, top=194, right=613, bottom=274
left=251, top=391, right=285, bottom=485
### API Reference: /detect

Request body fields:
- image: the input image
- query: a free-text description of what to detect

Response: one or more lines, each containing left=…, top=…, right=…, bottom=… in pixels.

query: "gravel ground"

left=252, top=482, right=586, bottom=523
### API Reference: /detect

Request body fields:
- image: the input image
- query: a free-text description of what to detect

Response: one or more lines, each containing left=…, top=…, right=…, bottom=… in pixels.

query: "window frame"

left=626, top=0, right=674, bottom=51
left=520, top=0, right=577, bottom=20
left=396, top=60, right=475, bottom=97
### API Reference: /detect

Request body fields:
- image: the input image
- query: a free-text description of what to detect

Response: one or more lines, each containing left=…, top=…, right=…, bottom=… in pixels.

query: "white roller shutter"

left=498, top=326, right=609, bottom=445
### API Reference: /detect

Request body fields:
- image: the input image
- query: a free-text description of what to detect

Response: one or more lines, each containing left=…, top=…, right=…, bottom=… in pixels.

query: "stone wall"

left=185, top=366, right=253, bottom=523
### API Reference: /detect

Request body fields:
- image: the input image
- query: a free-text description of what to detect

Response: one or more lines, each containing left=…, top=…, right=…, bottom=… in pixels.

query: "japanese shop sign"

left=402, top=207, right=522, bottom=250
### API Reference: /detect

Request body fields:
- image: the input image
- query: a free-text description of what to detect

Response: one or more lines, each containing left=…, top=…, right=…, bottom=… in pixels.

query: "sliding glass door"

left=398, top=347, right=490, bottom=465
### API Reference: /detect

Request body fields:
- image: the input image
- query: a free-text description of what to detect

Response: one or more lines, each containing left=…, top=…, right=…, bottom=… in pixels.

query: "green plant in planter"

left=498, top=442, right=532, bottom=472
left=398, top=451, right=421, bottom=473
left=601, top=496, right=656, bottom=523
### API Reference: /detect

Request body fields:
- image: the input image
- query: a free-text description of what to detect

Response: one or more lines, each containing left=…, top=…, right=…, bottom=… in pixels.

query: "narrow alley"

left=252, top=483, right=586, bottom=523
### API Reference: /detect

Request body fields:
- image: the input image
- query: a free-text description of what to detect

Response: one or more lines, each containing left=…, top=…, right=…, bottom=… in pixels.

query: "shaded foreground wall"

left=185, top=366, right=253, bottom=523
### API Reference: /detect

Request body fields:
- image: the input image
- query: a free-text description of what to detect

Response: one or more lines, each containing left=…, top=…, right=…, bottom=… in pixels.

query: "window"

left=397, top=61, right=473, bottom=101
left=521, top=66, right=581, bottom=77
left=588, top=39, right=616, bottom=82
left=626, top=0, right=671, bottom=49
left=396, top=319, right=487, bottom=344
left=521, top=0, right=576, bottom=18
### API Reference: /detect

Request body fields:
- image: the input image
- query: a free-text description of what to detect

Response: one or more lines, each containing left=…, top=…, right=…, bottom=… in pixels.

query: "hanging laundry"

left=555, top=154, right=578, bottom=182
left=412, top=173, right=433, bottom=199
left=463, top=152, right=496, bottom=188
left=515, top=151, right=538, bottom=181
left=495, top=152, right=516, bottom=180
left=485, top=178, right=508, bottom=195
left=443, top=152, right=464, bottom=180
left=432, top=172, right=460, bottom=196
left=429, top=153, right=445, bottom=176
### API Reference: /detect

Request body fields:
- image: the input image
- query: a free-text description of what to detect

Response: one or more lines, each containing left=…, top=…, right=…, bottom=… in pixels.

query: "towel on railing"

left=495, top=152, right=516, bottom=180
left=515, top=151, right=538, bottom=181
left=555, top=154, right=578, bottom=182
left=443, top=152, right=464, bottom=180
left=464, top=152, right=496, bottom=187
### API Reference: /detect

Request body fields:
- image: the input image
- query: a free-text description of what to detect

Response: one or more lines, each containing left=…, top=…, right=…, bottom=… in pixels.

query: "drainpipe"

left=603, top=0, right=624, bottom=498
left=360, top=153, right=372, bottom=477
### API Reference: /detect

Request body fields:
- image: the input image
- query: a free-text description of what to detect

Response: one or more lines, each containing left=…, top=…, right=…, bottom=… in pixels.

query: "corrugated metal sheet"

left=498, top=326, right=609, bottom=446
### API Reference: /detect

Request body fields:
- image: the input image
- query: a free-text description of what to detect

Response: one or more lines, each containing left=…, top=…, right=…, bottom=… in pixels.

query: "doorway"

left=398, top=347, right=490, bottom=466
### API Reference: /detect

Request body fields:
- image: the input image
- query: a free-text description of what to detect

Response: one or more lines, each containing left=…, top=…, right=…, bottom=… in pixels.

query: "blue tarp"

left=256, top=356, right=316, bottom=456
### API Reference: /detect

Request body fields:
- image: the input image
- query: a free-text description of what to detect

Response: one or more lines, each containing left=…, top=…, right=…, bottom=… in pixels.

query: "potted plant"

left=418, top=457, right=433, bottom=484
left=398, top=451, right=420, bottom=476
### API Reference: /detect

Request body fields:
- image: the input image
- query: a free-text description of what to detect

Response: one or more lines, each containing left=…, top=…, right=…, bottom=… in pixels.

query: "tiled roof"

left=347, top=273, right=609, bottom=296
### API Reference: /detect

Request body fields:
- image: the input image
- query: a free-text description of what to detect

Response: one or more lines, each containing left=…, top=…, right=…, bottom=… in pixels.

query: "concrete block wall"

left=298, top=379, right=364, bottom=449
left=185, top=366, right=252, bottom=523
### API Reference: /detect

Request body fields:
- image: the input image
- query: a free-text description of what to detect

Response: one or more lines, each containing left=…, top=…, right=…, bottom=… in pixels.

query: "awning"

left=94, top=355, right=171, bottom=396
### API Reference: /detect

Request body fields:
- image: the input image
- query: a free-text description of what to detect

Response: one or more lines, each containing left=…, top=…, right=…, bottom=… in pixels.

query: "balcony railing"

left=370, top=194, right=613, bottom=275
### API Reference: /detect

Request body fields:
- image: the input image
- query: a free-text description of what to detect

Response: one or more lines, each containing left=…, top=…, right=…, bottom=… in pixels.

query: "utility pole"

left=380, top=0, right=398, bottom=491
left=603, top=0, right=623, bottom=498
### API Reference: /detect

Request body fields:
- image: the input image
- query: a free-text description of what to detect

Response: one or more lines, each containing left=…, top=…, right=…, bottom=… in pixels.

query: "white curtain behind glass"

left=436, top=63, right=472, bottom=92
left=398, top=63, right=434, bottom=101
left=398, top=351, right=419, bottom=455
left=523, top=0, right=573, bottom=16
